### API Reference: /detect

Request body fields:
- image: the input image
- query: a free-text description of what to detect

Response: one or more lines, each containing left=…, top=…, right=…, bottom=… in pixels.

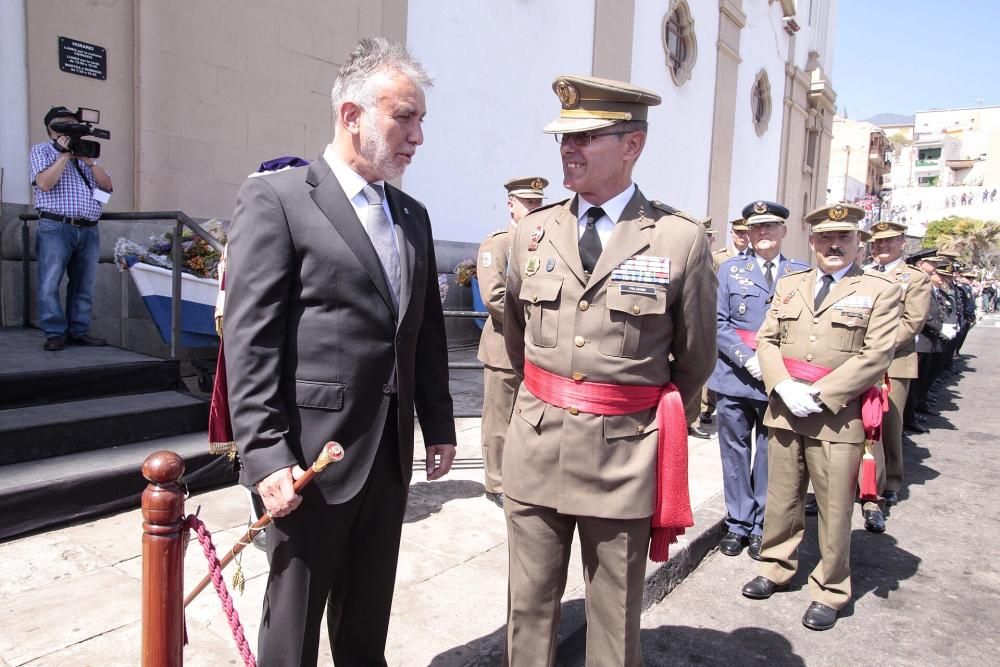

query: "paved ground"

left=3, top=318, right=995, bottom=666
left=620, top=312, right=1000, bottom=666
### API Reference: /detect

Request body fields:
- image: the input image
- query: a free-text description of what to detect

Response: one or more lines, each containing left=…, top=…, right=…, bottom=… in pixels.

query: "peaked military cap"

left=741, top=200, right=790, bottom=226
left=858, top=228, right=873, bottom=243
left=730, top=217, right=750, bottom=232
left=962, top=272, right=978, bottom=279
left=868, top=220, right=907, bottom=240
left=505, top=176, right=548, bottom=200
left=544, top=75, right=661, bottom=134
left=805, top=203, right=865, bottom=233
left=936, top=248, right=961, bottom=259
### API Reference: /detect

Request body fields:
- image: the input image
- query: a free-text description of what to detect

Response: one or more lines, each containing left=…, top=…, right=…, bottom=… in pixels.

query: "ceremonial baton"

left=184, top=441, right=345, bottom=608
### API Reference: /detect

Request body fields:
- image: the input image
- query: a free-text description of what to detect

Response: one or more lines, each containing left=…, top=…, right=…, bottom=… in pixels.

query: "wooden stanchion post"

left=141, top=451, right=186, bottom=667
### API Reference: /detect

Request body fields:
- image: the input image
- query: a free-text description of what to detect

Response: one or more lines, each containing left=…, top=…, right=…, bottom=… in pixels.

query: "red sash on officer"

left=782, top=357, right=890, bottom=501
left=735, top=328, right=758, bottom=350
left=523, top=359, right=692, bottom=562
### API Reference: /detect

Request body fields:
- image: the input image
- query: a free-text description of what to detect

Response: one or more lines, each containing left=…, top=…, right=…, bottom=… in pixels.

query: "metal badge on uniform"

left=738, top=303, right=747, bottom=315
left=784, top=265, right=792, bottom=274
left=481, top=252, right=492, bottom=268
left=900, top=273, right=910, bottom=282
left=730, top=265, right=738, bottom=273
left=525, top=257, right=540, bottom=275
left=545, top=258, right=555, bottom=272
left=403, top=207, right=410, bottom=214
left=746, top=262, right=754, bottom=271
left=530, top=226, right=544, bottom=244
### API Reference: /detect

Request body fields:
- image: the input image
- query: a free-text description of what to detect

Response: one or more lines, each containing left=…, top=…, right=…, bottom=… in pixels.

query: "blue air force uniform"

left=707, top=202, right=809, bottom=544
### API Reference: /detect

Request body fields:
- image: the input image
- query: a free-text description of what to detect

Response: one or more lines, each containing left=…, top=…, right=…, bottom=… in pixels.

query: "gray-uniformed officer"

left=503, top=75, right=716, bottom=666
left=862, top=221, right=931, bottom=529
left=741, top=203, right=901, bottom=631
left=709, top=200, right=808, bottom=559
left=477, top=176, right=548, bottom=508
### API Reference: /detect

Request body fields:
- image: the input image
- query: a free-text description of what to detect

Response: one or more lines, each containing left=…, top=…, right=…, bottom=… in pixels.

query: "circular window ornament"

left=751, top=69, right=772, bottom=136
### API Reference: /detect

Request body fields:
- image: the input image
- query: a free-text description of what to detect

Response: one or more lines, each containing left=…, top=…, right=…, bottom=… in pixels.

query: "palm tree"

left=937, top=219, right=1000, bottom=267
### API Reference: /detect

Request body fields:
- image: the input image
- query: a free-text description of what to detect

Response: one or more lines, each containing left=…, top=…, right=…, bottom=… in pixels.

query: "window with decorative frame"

left=751, top=69, right=772, bottom=136
left=662, top=0, right=696, bottom=86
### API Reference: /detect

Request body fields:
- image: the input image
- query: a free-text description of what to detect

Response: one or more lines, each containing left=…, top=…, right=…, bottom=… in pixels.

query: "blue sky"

left=834, top=0, right=1000, bottom=121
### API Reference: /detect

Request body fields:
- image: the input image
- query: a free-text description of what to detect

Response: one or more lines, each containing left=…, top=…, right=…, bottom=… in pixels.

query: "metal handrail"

left=19, top=211, right=223, bottom=359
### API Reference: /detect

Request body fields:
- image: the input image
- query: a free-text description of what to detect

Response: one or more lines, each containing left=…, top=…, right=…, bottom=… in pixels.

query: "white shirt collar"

left=878, top=257, right=903, bottom=273
left=577, top=183, right=636, bottom=225
left=819, top=264, right=854, bottom=284
left=322, top=144, right=385, bottom=204
left=755, top=253, right=784, bottom=272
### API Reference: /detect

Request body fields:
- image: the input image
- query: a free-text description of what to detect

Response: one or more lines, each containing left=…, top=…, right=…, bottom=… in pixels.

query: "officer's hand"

left=775, top=379, right=823, bottom=418
left=940, top=323, right=958, bottom=340
left=425, top=444, right=456, bottom=481
left=744, top=355, right=763, bottom=381
left=256, top=465, right=306, bottom=518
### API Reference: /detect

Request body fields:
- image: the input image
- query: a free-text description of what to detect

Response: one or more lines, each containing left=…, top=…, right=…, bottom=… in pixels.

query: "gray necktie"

left=764, top=261, right=774, bottom=289
left=362, top=184, right=400, bottom=306
left=814, top=274, right=834, bottom=310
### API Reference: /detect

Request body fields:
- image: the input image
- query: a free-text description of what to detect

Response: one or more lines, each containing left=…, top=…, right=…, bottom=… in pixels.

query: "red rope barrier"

left=185, top=515, right=256, bottom=667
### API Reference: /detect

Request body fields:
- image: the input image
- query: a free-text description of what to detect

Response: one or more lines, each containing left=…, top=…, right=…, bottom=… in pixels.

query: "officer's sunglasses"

left=554, top=130, right=631, bottom=147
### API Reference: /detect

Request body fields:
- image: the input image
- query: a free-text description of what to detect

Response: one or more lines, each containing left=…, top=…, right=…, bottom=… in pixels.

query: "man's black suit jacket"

left=224, top=156, right=456, bottom=503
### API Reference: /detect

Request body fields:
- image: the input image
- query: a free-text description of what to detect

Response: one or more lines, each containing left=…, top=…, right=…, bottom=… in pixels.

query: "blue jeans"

left=36, top=219, right=100, bottom=338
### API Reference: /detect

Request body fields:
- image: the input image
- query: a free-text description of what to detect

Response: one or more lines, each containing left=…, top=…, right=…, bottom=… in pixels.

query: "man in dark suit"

left=224, top=37, right=456, bottom=665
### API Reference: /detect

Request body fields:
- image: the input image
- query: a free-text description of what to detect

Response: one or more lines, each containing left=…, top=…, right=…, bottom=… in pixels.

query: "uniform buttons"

left=579, top=300, right=590, bottom=311
left=568, top=407, right=579, bottom=415
left=806, top=354, right=814, bottom=361
left=532, top=295, right=539, bottom=303
left=574, top=335, right=586, bottom=347
left=636, top=425, right=645, bottom=434
left=571, top=371, right=586, bottom=382
left=809, top=335, right=817, bottom=342
left=632, top=304, right=641, bottom=314
left=813, top=317, right=820, bottom=323
left=382, top=384, right=392, bottom=394
left=516, top=407, right=522, bottom=414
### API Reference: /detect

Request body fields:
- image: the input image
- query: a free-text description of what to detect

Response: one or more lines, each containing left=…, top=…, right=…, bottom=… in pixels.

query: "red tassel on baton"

left=859, top=441, right=878, bottom=501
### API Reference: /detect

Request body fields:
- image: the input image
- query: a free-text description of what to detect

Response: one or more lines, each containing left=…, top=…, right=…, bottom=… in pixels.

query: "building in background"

left=1, top=0, right=839, bottom=263
left=827, top=116, right=892, bottom=205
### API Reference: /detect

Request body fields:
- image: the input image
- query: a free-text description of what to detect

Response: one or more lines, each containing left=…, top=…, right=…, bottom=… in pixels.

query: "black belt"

left=39, top=212, right=99, bottom=227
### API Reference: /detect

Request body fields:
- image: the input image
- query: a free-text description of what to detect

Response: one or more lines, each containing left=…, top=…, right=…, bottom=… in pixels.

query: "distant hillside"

left=866, top=113, right=914, bottom=126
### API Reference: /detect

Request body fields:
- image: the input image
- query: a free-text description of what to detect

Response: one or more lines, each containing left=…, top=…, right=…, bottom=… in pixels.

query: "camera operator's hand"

left=53, top=135, right=72, bottom=153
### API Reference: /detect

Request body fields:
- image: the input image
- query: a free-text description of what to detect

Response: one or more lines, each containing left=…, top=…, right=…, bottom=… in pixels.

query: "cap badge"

left=829, top=205, right=848, bottom=221
left=555, top=80, right=579, bottom=108
left=753, top=201, right=767, bottom=214
left=531, top=178, right=544, bottom=190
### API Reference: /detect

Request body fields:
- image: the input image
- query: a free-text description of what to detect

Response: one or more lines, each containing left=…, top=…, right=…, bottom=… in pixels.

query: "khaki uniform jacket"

left=712, top=247, right=734, bottom=270
left=503, top=188, right=717, bottom=519
left=476, top=225, right=515, bottom=369
left=882, top=263, right=931, bottom=379
left=757, top=265, right=901, bottom=444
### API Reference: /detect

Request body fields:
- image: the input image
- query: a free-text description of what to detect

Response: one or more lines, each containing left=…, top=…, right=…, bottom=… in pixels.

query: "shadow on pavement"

left=405, top=479, right=486, bottom=523
left=638, top=625, right=806, bottom=666
left=849, top=530, right=921, bottom=603
left=897, top=439, right=938, bottom=504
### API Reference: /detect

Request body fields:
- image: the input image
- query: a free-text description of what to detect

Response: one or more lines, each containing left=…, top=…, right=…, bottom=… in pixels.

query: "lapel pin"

left=403, top=207, right=410, bottom=214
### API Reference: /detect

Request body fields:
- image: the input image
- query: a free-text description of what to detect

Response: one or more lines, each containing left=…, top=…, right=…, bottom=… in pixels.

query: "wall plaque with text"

left=58, top=36, right=107, bottom=80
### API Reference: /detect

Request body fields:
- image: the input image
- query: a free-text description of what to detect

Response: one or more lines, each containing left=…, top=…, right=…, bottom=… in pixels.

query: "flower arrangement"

left=454, top=258, right=477, bottom=287
left=114, top=221, right=227, bottom=280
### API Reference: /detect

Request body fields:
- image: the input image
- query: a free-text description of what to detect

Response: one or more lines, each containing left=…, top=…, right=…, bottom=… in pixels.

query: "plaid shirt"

left=29, top=141, right=109, bottom=221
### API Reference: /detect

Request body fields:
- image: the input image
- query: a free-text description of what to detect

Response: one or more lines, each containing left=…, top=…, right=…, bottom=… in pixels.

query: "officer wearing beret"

left=477, top=176, right=548, bottom=508
left=741, top=203, right=901, bottom=631
left=709, top=201, right=809, bottom=559
left=503, top=75, right=716, bottom=665
left=862, top=221, right=931, bottom=527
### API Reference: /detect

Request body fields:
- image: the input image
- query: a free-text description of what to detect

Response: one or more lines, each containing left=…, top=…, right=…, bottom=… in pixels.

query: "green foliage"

left=923, top=216, right=1000, bottom=268
left=922, top=217, right=963, bottom=249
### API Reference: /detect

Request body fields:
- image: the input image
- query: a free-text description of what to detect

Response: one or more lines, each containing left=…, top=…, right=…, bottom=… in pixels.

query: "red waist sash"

left=735, top=328, right=758, bottom=350
left=523, top=359, right=692, bottom=562
left=782, top=357, right=890, bottom=441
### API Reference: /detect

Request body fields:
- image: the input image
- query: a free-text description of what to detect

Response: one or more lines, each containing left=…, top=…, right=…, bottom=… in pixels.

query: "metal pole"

left=21, top=219, right=30, bottom=327
left=141, top=450, right=186, bottom=667
left=171, top=221, right=182, bottom=360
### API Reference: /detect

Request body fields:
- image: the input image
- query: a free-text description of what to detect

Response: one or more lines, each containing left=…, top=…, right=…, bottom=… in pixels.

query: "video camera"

left=48, top=108, right=110, bottom=160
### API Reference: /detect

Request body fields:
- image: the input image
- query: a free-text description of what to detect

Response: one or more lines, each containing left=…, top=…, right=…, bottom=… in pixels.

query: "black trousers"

left=905, top=352, right=934, bottom=422
left=258, top=402, right=407, bottom=667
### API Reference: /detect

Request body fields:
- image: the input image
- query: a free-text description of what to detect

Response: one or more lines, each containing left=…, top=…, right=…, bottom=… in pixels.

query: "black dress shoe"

left=43, top=335, right=65, bottom=351
left=719, top=531, right=748, bottom=556
left=747, top=534, right=763, bottom=560
left=485, top=492, right=504, bottom=509
left=883, top=490, right=899, bottom=507
left=700, top=411, right=714, bottom=424
left=904, top=422, right=929, bottom=435
left=804, top=495, right=818, bottom=516
left=916, top=406, right=940, bottom=417
left=864, top=509, right=886, bottom=533
left=688, top=426, right=711, bottom=440
left=915, top=413, right=928, bottom=423
left=67, top=334, right=108, bottom=346
left=802, top=601, right=838, bottom=630
left=741, top=576, right=784, bottom=600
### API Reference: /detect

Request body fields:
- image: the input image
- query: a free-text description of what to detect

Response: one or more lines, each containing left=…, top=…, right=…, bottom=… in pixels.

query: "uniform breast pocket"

left=776, top=303, right=802, bottom=344
left=600, top=285, right=668, bottom=359
left=730, top=289, right=760, bottom=323
left=524, top=276, right=563, bottom=348
left=829, top=309, right=871, bottom=352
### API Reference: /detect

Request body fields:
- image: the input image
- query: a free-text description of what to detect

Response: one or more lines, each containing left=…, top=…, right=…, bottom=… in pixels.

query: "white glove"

left=940, top=323, right=958, bottom=340
left=743, top=355, right=763, bottom=381
left=774, top=379, right=824, bottom=418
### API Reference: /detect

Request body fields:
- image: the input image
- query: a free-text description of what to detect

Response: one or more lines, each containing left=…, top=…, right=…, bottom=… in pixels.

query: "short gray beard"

left=361, top=128, right=405, bottom=181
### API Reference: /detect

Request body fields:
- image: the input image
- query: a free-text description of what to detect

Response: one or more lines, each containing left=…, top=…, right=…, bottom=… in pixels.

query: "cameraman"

left=29, top=106, right=113, bottom=351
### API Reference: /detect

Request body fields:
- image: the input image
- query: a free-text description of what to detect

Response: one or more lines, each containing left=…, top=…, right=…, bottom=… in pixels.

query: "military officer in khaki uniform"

left=862, top=221, right=930, bottom=529
left=712, top=217, right=752, bottom=267
left=477, top=176, right=548, bottom=508
left=741, top=203, right=901, bottom=631
left=503, top=75, right=716, bottom=665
